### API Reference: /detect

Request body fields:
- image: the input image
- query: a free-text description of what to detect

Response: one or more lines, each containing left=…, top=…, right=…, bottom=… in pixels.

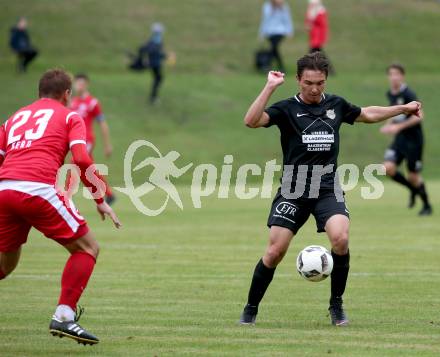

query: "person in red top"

left=0, top=69, right=120, bottom=345
left=305, top=0, right=334, bottom=74
left=70, top=73, right=115, bottom=204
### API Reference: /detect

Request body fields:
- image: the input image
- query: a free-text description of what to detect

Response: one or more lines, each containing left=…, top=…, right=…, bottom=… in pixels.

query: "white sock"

left=54, top=304, right=75, bottom=321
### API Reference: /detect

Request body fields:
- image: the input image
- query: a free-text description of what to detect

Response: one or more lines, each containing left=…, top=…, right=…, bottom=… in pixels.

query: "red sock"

left=58, top=252, right=96, bottom=310
left=0, top=269, right=6, bottom=280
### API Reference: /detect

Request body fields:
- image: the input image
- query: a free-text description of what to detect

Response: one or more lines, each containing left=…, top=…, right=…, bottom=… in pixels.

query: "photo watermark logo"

left=58, top=139, right=386, bottom=216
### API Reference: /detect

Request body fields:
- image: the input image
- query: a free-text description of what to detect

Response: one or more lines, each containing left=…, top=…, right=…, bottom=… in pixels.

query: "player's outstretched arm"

left=98, top=120, right=113, bottom=158
left=356, top=101, right=422, bottom=124
left=380, top=109, right=424, bottom=135
left=71, top=143, right=121, bottom=228
left=244, top=71, right=285, bottom=128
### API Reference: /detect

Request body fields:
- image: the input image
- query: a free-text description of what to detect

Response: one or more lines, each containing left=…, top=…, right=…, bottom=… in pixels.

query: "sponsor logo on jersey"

left=302, top=134, right=335, bottom=143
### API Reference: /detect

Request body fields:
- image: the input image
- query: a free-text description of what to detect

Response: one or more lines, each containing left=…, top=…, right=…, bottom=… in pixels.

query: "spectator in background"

left=145, top=23, right=166, bottom=104
left=305, top=0, right=334, bottom=74
left=259, top=0, right=294, bottom=72
left=9, top=17, right=38, bottom=73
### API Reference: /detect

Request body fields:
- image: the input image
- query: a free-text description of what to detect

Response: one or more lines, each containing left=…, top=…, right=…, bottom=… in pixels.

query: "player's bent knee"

left=331, top=231, right=349, bottom=254
left=64, top=233, right=100, bottom=259
left=408, top=173, right=420, bottom=186
left=265, top=246, right=287, bottom=267
left=0, top=265, right=14, bottom=278
left=91, top=241, right=100, bottom=259
left=383, top=162, right=396, bottom=176
left=82, top=240, right=100, bottom=259
left=0, top=250, right=21, bottom=278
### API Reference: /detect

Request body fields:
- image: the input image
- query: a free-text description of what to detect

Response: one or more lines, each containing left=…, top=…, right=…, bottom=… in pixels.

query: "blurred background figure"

left=259, top=0, right=294, bottom=72
left=70, top=74, right=116, bottom=205
left=9, top=17, right=38, bottom=73
left=305, top=0, right=334, bottom=74
left=380, top=64, right=432, bottom=216
left=128, top=23, right=167, bottom=104
left=145, top=23, right=166, bottom=104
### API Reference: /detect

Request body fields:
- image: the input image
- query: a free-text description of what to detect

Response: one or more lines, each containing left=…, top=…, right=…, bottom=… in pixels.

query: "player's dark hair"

left=74, top=73, right=89, bottom=81
left=387, top=63, right=405, bottom=75
left=38, top=69, right=72, bottom=99
left=297, top=52, right=329, bottom=78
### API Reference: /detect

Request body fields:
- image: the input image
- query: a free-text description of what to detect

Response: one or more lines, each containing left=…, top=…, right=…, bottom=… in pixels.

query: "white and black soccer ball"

left=296, top=245, right=333, bottom=282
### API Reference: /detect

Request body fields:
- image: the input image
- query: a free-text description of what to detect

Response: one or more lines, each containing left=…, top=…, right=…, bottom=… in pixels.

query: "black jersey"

left=387, top=85, right=423, bottom=144
left=265, top=93, right=361, bottom=194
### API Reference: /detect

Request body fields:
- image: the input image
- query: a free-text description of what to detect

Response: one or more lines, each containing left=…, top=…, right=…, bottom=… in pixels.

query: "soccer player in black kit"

left=239, top=52, right=422, bottom=326
left=381, top=63, right=432, bottom=216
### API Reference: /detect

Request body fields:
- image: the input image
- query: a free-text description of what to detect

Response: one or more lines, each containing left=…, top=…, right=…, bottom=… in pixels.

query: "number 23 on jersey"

left=7, top=109, right=54, bottom=150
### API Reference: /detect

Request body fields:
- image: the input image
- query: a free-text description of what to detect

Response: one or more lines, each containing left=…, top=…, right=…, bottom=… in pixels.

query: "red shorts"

left=0, top=180, right=89, bottom=252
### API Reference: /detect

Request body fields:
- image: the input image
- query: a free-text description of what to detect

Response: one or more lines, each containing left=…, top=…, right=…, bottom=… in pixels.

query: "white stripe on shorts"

left=0, top=180, right=79, bottom=233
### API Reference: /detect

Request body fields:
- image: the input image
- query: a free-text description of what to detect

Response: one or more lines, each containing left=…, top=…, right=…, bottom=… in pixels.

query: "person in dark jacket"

left=9, top=17, right=38, bottom=72
left=142, top=23, right=166, bottom=104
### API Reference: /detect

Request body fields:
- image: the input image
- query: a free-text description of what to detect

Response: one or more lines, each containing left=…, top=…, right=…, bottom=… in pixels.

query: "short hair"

left=387, top=63, right=405, bottom=75
left=74, top=73, right=89, bottom=81
left=38, top=69, right=72, bottom=99
left=297, top=52, right=329, bottom=78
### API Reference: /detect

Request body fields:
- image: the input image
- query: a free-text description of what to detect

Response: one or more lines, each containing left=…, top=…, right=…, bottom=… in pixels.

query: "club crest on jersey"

left=326, top=109, right=336, bottom=120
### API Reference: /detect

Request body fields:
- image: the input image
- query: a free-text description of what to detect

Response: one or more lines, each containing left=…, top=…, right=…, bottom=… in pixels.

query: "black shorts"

left=267, top=188, right=350, bottom=234
left=384, top=140, right=423, bottom=173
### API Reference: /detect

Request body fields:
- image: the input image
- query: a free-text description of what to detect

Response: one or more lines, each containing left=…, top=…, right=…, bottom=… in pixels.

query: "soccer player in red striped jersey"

left=0, top=69, right=121, bottom=345
left=70, top=73, right=115, bottom=205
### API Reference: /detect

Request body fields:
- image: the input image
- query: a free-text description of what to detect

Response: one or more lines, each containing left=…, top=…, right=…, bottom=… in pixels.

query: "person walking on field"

left=259, top=0, right=294, bottom=73
left=9, top=17, right=39, bottom=73
left=305, top=0, right=334, bottom=74
left=144, top=23, right=167, bottom=104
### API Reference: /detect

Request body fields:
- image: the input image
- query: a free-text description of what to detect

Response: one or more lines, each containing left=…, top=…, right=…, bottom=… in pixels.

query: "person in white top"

left=259, top=0, right=294, bottom=72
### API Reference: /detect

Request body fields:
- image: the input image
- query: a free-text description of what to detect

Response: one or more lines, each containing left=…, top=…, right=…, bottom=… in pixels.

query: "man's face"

left=297, top=69, right=327, bottom=104
left=388, top=68, right=404, bottom=89
left=73, top=78, right=88, bottom=96
left=17, top=18, right=27, bottom=30
left=272, top=0, right=284, bottom=6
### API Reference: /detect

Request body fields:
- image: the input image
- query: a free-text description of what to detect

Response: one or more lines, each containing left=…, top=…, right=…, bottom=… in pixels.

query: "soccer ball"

left=296, top=245, right=333, bottom=282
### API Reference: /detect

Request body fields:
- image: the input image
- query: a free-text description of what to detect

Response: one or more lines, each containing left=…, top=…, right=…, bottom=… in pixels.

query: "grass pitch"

left=0, top=1, right=439, bottom=355
left=0, top=182, right=439, bottom=356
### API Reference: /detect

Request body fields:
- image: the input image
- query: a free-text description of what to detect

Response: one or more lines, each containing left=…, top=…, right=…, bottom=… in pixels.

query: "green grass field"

left=0, top=0, right=439, bottom=356
left=0, top=1, right=440, bottom=182
left=0, top=182, right=439, bottom=356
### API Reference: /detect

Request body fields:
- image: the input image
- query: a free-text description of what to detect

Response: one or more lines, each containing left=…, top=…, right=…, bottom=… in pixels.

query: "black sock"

left=330, top=250, right=350, bottom=303
left=391, top=171, right=416, bottom=192
left=247, top=258, right=276, bottom=308
left=418, top=182, right=430, bottom=207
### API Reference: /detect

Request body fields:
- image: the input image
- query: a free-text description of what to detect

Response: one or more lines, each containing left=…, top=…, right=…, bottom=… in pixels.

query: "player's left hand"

left=97, top=202, right=121, bottom=228
left=104, top=145, right=113, bottom=158
left=380, top=123, right=401, bottom=135
left=403, top=101, right=422, bottom=117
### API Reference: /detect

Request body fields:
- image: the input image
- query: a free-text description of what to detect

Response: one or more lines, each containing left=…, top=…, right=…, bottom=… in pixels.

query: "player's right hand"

left=267, top=71, right=285, bottom=88
left=403, top=101, right=422, bottom=117
left=97, top=202, right=121, bottom=229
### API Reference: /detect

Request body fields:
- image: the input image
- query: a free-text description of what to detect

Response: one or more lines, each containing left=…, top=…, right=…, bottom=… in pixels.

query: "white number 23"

left=7, top=109, right=54, bottom=145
